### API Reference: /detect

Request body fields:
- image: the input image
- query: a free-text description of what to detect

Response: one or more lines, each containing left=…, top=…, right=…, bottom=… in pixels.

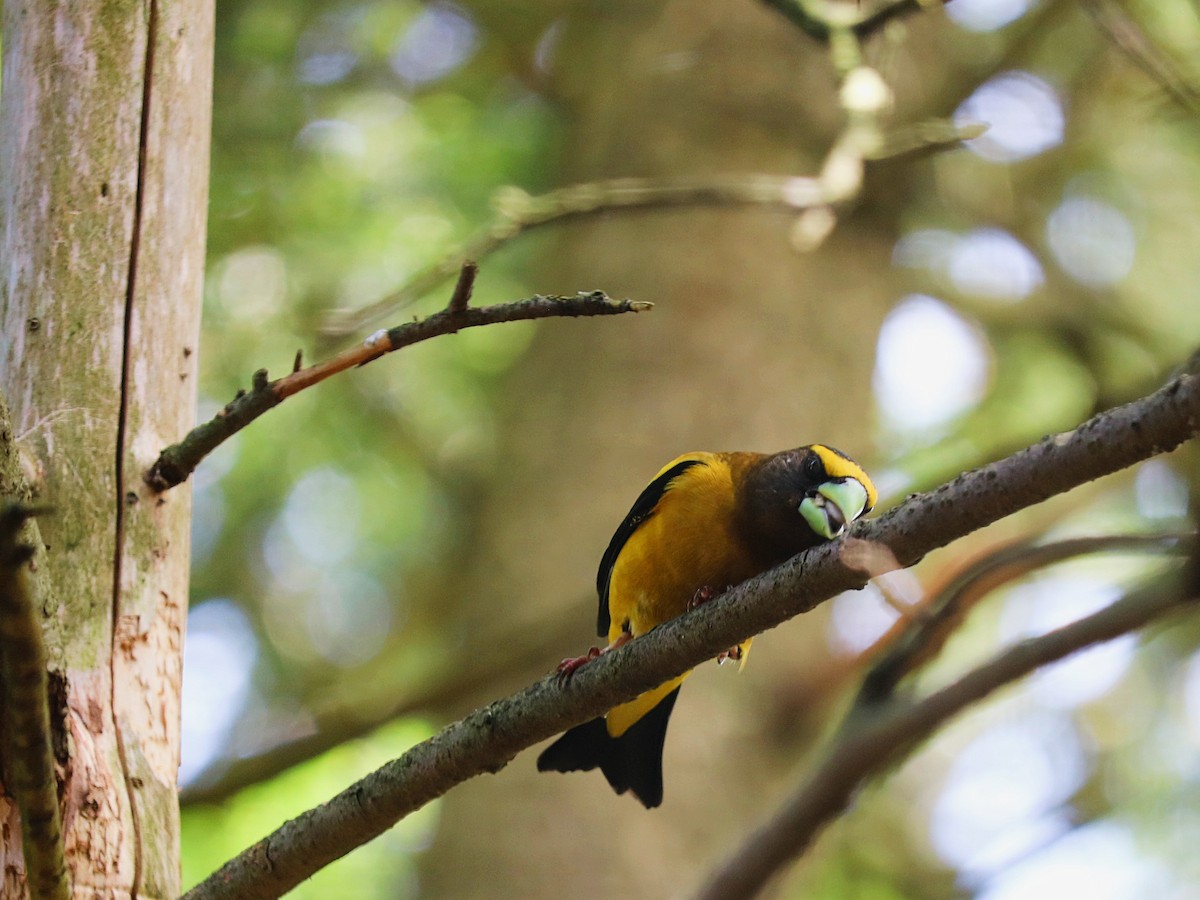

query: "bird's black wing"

left=595, top=459, right=705, bottom=637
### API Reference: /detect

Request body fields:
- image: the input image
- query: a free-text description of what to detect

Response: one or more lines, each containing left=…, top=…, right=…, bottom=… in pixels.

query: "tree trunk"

left=0, top=1, right=212, bottom=896
left=419, top=1, right=895, bottom=896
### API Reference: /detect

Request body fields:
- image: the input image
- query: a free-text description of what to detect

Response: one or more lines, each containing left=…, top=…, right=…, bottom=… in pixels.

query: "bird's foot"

left=717, top=645, right=744, bottom=666
left=687, top=587, right=743, bottom=665
left=688, top=584, right=726, bottom=611
left=555, top=647, right=601, bottom=684
left=554, top=631, right=633, bottom=685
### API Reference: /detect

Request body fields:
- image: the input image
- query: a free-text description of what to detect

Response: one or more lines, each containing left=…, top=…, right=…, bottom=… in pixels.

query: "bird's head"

left=736, top=444, right=876, bottom=563
left=795, top=444, right=876, bottom=540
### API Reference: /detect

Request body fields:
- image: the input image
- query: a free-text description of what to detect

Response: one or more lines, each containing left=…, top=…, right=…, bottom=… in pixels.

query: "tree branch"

left=693, top=576, right=1195, bottom=900
left=445, top=260, right=478, bottom=314
left=145, top=285, right=650, bottom=491
left=318, top=119, right=976, bottom=340
left=316, top=0, right=967, bottom=342
left=179, top=606, right=584, bottom=807
left=316, top=175, right=851, bottom=338
left=0, top=504, right=69, bottom=900
left=182, top=361, right=1200, bottom=900
left=854, top=532, right=1191, bottom=706
left=185, top=537, right=1190, bottom=831
left=1084, top=0, right=1200, bottom=119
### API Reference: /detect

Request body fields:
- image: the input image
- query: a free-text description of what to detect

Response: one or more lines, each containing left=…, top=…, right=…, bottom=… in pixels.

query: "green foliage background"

left=181, top=1, right=1200, bottom=897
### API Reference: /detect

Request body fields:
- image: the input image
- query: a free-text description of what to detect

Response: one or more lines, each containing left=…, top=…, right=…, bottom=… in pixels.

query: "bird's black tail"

left=536, top=687, right=681, bottom=808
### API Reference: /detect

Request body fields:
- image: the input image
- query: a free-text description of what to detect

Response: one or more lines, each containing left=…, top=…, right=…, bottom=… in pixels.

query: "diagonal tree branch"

left=316, top=140, right=975, bottom=341
left=854, top=532, right=1191, bottom=706
left=184, top=537, right=1192, bottom=805
left=145, top=282, right=650, bottom=491
left=179, top=605, right=584, bottom=807
left=319, top=133, right=974, bottom=340
left=182, top=360, right=1200, bottom=900
left=317, top=176, right=845, bottom=338
left=692, top=575, right=1196, bottom=900
left=1084, top=0, right=1200, bottom=119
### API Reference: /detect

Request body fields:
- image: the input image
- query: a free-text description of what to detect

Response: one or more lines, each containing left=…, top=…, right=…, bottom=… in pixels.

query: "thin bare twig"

left=181, top=360, right=1200, bottom=900
left=0, top=504, right=69, bottom=900
left=693, top=577, right=1194, bottom=900
left=146, top=280, right=650, bottom=491
left=446, top=260, right=477, bottom=314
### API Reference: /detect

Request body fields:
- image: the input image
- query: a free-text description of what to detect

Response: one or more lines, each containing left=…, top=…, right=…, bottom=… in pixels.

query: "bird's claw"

left=717, top=645, right=743, bottom=666
left=555, top=647, right=601, bottom=684
left=688, top=585, right=723, bottom=611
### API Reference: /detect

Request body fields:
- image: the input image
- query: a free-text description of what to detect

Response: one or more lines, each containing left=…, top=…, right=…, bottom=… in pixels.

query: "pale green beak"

left=799, top=478, right=870, bottom=540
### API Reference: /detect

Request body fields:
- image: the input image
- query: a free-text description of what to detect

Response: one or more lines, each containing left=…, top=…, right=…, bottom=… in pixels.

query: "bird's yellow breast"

left=606, top=454, right=757, bottom=643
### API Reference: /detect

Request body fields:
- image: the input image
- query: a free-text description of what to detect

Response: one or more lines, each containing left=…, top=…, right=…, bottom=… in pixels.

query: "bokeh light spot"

left=1135, top=460, right=1189, bottom=521
left=533, top=20, right=562, bottom=75
left=390, top=3, right=479, bottom=88
left=214, top=246, right=288, bottom=322
left=947, top=0, right=1034, bottom=32
left=1032, top=633, right=1137, bottom=709
left=829, top=582, right=902, bottom=654
left=892, top=228, right=957, bottom=272
left=296, top=19, right=358, bottom=86
left=296, top=119, right=369, bottom=161
left=304, top=571, right=395, bottom=668
left=976, top=820, right=1175, bottom=900
left=282, top=468, right=360, bottom=567
left=930, top=716, right=1087, bottom=876
left=1046, top=195, right=1136, bottom=288
left=948, top=227, right=1044, bottom=302
left=181, top=600, right=259, bottom=785
left=1002, top=576, right=1134, bottom=708
left=873, top=295, right=990, bottom=432
left=1183, top=648, right=1200, bottom=743
left=956, top=71, right=1064, bottom=162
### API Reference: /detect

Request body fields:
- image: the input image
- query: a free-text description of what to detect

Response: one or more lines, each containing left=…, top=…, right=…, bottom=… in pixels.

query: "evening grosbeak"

left=537, top=444, right=876, bottom=807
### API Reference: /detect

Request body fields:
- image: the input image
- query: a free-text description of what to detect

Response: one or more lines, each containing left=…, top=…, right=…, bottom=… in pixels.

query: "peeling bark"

left=0, top=0, right=212, bottom=896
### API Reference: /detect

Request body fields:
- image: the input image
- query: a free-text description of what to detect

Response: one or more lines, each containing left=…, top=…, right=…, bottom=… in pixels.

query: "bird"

left=536, top=444, right=876, bottom=807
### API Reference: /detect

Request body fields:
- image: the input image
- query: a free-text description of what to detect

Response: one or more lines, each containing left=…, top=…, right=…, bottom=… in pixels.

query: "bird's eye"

left=804, top=454, right=823, bottom=480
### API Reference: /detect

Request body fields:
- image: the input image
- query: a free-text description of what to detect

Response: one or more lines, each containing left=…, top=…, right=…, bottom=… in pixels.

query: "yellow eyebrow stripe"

left=811, top=444, right=877, bottom=510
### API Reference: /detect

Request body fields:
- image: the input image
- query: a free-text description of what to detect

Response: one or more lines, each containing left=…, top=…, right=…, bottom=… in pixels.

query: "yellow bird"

left=537, top=444, right=876, bottom=807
